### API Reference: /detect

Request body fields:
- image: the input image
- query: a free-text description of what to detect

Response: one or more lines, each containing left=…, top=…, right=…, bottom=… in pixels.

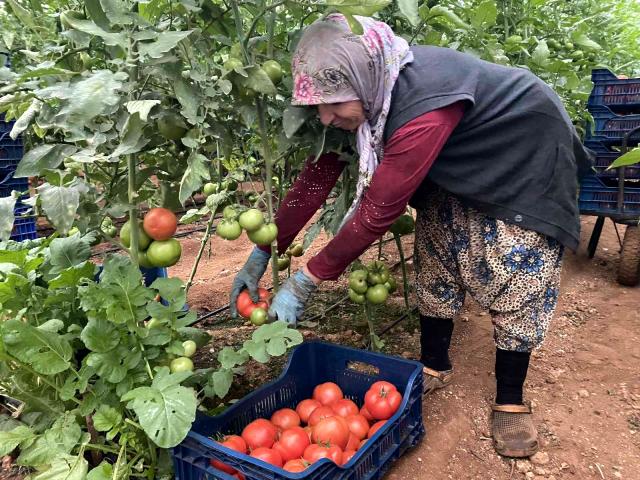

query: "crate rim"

left=185, top=340, right=424, bottom=479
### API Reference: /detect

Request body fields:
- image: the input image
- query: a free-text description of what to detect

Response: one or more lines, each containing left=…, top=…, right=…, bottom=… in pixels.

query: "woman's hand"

left=229, top=247, right=270, bottom=318
left=268, top=268, right=319, bottom=326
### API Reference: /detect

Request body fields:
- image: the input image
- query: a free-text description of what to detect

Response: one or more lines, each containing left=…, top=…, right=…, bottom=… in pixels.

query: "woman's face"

left=317, top=101, right=365, bottom=131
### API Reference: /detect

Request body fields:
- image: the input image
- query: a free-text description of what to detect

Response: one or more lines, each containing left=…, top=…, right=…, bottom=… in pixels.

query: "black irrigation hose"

left=378, top=306, right=419, bottom=338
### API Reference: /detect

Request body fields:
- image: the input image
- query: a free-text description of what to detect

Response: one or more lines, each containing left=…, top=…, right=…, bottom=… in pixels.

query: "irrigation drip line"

left=378, top=306, right=419, bottom=338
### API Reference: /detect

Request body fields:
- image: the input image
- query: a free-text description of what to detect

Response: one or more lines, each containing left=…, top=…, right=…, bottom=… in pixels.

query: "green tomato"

left=182, top=340, right=197, bottom=358
left=349, top=275, right=369, bottom=294
left=147, top=318, right=162, bottom=328
left=547, top=39, right=561, bottom=49
left=262, top=60, right=283, bottom=85
left=170, top=357, right=194, bottom=373
left=146, top=239, right=182, bottom=267
left=223, top=205, right=238, bottom=220
left=389, top=215, right=415, bottom=236
left=349, top=269, right=368, bottom=282
left=157, top=113, right=187, bottom=141
left=288, top=243, right=304, bottom=257
left=247, top=223, right=278, bottom=246
left=120, top=220, right=152, bottom=250
left=216, top=219, right=242, bottom=240
left=67, top=226, right=79, bottom=236
left=572, top=50, right=584, bottom=60
left=564, top=41, right=574, bottom=50
left=203, top=182, right=218, bottom=197
left=138, top=250, right=155, bottom=269
left=103, top=225, right=117, bottom=238
left=366, top=284, right=389, bottom=305
left=224, top=57, right=243, bottom=72
left=506, top=35, right=523, bottom=44
left=250, top=307, right=268, bottom=326
left=384, top=276, right=397, bottom=294
left=277, top=256, right=291, bottom=271
left=349, top=288, right=366, bottom=304
left=238, top=208, right=264, bottom=232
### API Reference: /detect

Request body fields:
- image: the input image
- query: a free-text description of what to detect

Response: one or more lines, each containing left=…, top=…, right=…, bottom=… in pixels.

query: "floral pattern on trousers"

left=414, top=190, right=564, bottom=352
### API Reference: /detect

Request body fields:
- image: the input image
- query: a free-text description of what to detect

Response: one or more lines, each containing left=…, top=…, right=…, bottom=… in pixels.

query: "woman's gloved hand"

left=229, top=247, right=271, bottom=318
left=268, top=269, right=318, bottom=326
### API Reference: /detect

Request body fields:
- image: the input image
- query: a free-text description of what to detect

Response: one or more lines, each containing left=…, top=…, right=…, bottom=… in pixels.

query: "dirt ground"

left=168, top=214, right=640, bottom=480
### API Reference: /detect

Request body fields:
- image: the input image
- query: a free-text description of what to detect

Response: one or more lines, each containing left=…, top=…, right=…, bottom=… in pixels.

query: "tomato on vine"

left=247, top=223, right=278, bottom=246
left=157, top=112, right=187, bottom=141
left=250, top=307, right=268, bottom=326
left=146, top=238, right=182, bottom=267
left=120, top=220, right=151, bottom=250
left=143, top=208, right=178, bottom=241
left=170, top=357, right=194, bottom=373
left=366, top=284, right=388, bottom=305
left=238, top=209, right=264, bottom=231
left=262, top=60, right=283, bottom=85
left=217, top=220, right=242, bottom=240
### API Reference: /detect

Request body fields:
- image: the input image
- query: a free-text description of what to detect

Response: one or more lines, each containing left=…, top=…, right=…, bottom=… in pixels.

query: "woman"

left=229, top=14, right=592, bottom=458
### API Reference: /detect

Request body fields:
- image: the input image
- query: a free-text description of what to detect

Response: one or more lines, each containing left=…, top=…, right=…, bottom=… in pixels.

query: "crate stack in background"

left=0, top=55, right=37, bottom=242
left=579, top=69, right=640, bottom=217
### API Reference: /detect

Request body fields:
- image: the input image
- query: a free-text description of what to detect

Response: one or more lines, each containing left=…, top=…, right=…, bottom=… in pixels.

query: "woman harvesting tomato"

left=230, top=14, right=593, bottom=459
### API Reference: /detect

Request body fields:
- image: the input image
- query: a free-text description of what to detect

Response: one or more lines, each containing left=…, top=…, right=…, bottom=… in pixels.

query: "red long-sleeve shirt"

left=260, top=102, right=465, bottom=280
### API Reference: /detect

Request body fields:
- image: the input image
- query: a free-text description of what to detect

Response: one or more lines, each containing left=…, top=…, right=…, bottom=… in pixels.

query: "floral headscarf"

left=291, top=14, right=413, bottom=225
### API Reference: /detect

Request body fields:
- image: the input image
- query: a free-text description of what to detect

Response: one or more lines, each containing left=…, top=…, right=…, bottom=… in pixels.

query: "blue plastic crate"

left=173, top=341, right=424, bottom=480
left=588, top=68, right=640, bottom=113
left=0, top=141, right=24, bottom=170
left=587, top=105, right=640, bottom=146
left=579, top=175, right=640, bottom=217
left=584, top=140, right=640, bottom=180
left=0, top=172, right=29, bottom=198
left=10, top=204, right=37, bottom=242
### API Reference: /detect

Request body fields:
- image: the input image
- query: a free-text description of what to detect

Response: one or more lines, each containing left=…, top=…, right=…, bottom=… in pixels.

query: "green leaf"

left=150, top=277, right=185, bottom=306
left=86, top=345, right=141, bottom=383
left=470, top=0, right=497, bottom=28
left=60, top=17, right=127, bottom=48
left=121, top=367, right=197, bottom=448
left=48, top=261, right=96, bottom=289
left=283, top=106, right=312, bottom=139
left=174, top=79, right=199, bottom=124
left=532, top=40, right=550, bottom=67
left=99, top=0, right=132, bottom=26
left=217, top=346, right=249, bottom=369
left=10, top=98, right=41, bottom=140
left=125, top=100, right=160, bottom=122
left=179, top=152, right=210, bottom=206
left=84, top=0, right=111, bottom=30
left=15, top=144, right=77, bottom=178
left=428, top=6, right=470, bottom=29
left=239, top=66, right=276, bottom=95
left=48, top=235, right=92, bottom=275
left=2, top=319, right=72, bottom=375
left=111, top=112, right=149, bottom=158
left=87, top=461, right=113, bottom=480
left=177, top=327, right=211, bottom=348
left=30, top=453, right=88, bottom=480
left=0, top=196, right=17, bottom=242
left=327, top=0, right=391, bottom=17
left=398, top=0, right=419, bottom=26
left=81, top=318, right=120, bottom=352
left=92, top=405, right=122, bottom=432
left=572, top=33, right=602, bottom=51
left=211, top=368, right=233, bottom=398
left=243, top=339, right=269, bottom=363
left=608, top=148, right=640, bottom=169
left=179, top=206, right=209, bottom=224
left=18, top=413, right=82, bottom=466
left=5, top=0, right=37, bottom=30
left=0, top=426, right=36, bottom=456
left=139, top=30, right=194, bottom=59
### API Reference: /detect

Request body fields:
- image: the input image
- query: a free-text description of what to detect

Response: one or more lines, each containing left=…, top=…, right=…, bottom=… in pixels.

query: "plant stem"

left=393, top=233, right=410, bottom=309
left=377, top=238, right=383, bottom=260
left=364, top=303, right=377, bottom=351
left=185, top=212, right=216, bottom=293
left=127, top=34, right=141, bottom=265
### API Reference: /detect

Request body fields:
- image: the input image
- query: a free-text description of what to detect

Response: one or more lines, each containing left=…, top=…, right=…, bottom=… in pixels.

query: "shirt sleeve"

left=306, top=102, right=466, bottom=281
left=259, top=152, right=346, bottom=256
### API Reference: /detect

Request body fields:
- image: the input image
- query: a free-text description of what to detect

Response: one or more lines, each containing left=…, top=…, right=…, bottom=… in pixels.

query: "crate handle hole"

left=346, top=361, right=380, bottom=376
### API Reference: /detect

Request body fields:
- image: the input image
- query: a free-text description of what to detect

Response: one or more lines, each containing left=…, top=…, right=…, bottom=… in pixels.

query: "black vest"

left=384, top=46, right=594, bottom=250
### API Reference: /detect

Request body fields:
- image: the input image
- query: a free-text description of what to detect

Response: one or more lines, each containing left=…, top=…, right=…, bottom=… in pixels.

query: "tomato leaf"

left=15, top=144, right=77, bottom=178
left=37, top=183, right=80, bottom=235
left=81, top=318, right=120, bottom=352
left=398, top=0, right=419, bottom=26
left=48, top=261, right=95, bottom=289
left=121, top=367, right=197, bottom=448
left=0, top=195, right=17, bottom=241
left=60, top=17, right=127, bottom=48
left=86, top=344, right=142, bottom=383
left=327, top=0, right=391, bottom=17
left=283, top=106, right=312, bottom=139
left=210, top=368, right=233, bottom=398
left=2, top=319, right=72, bottom=375
left=125, top=100, right=160, bottom=122
left=608, top=148, right=640, bottom=169
left=242, top=339, right=269, bottom=363
left=0, top=426, right=36, bottom=456
left=17, top=413, right=82, bottom=466
left=179, top=152, right=210, bottom=206
left=174, top=79, right=200, bottom=124
left=218, top=346, right=249, bottom=369
left=150, top=277, right=186, bottom=308
left=92, top=405, right=122, bottom=433
left=470, top=0, right=497, bottom=28
left=28, top=453, right=88, bottom=480
left=84, top=0, right=111, bottom=30
left=139, top=31, right=194, bottom=59
left=87, top=461, right=113, bottom=480
left=48, top=234, right=92, bottom=276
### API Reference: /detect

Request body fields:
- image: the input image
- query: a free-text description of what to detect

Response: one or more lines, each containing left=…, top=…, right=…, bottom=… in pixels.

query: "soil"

left=2, top=215, right=638, bottom=480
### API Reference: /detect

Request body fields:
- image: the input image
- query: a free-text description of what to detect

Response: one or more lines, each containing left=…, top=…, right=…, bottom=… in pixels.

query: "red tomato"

left=273, top=426, right=310, bottom=462
left=303, top=426, right=313, bottom=441
left=311, top=416, right=349, bottom=450
left=271, top=408, right=300, bottom=430
left=296, top=398, right=321, bottom=424
left=330, top=398, right=359, bottom=418
left=342, top=449, right=357, bottom=464
left=313, top=382, right=343, bottom=406
left=364, top=385, right=402, bottom=420
left=143, top=207, right=178, bottom=241
left=250, top=447, right=283, bottom=467
left=369, top=381, right=397, bottom=393
left=367, top=420, right=387, bottom=438
left=345, top=433, right=360, bottom=451
left=360, top=405, right=374, bottom=423
left=345, top=414, right=370, bottom=440
left=209, top=437, right=245, bottom=474
left=283, top=459, right=309, bottom=472
left=241, top=419, right=277, bottom=450
left=303, top=443, right=343, bottom=465
left=233, top=473, right=245, bottom=480
left=236, top=288, right=270, bottom=319
left=308, top=406, right=335, bottom=426
left=358, top=438, right=368, bottom=450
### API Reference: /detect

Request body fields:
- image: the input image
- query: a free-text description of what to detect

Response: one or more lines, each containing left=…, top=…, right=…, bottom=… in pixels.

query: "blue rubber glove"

left=229, top=247, right=271, bottom=318
left=268, top=269, right=318, bottom=326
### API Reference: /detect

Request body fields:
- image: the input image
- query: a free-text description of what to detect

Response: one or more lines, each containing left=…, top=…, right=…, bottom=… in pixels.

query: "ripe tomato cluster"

left=120, top=208, right=181, bottom=268
left=209, top=381, right=402, bottom=475
left=216, top=206, right=278, bottom=247
left=236, top=288, right=271, bottom=326
left=348, top=261, right=397, bottom=305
